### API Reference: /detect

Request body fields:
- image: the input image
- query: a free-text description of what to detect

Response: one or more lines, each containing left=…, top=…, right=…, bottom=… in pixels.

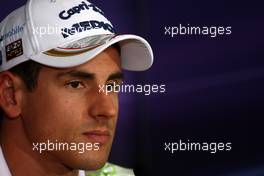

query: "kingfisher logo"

left=59, top=1, right=104, bottom=20
left=61, top=20, right=114, bottom=38
left=0, top=25, right=24, bottom=43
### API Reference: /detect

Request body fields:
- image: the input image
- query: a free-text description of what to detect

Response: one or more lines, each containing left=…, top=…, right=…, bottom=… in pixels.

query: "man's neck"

left=0, top=117, right=80, bottom=176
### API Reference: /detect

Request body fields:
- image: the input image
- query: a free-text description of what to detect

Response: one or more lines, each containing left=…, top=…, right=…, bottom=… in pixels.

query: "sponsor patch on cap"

left=5, top=39, right=23, bottom=61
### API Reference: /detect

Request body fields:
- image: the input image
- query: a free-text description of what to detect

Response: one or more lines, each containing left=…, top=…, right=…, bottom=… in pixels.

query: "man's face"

left=21, top=47, right=122, bottom=170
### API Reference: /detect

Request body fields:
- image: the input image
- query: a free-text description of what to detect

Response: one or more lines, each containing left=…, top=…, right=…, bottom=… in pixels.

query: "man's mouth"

left=82, top=130, right=111, bottom=144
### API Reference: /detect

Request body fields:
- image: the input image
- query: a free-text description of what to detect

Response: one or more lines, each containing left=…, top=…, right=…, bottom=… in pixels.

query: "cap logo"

left=5, top=39, right=23, bottom=61
left=59, top=1, right=104, bottom=20
left=0, top=25, right=24, bottom=44
left=61, top=20, right=114, bottom=38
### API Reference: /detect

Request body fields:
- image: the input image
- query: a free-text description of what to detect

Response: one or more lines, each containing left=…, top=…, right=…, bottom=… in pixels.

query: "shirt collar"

left=0, top=146, right=11, bottom=176
left=0, top=146, right=85, bottom=176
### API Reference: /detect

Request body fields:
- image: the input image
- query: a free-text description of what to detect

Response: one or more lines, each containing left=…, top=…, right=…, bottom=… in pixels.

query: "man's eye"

left=66, top=81, right=85, bottom=89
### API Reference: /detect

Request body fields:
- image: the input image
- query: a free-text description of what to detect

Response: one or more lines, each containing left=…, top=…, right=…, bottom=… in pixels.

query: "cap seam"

left=25, top=0, right=39, bottom=54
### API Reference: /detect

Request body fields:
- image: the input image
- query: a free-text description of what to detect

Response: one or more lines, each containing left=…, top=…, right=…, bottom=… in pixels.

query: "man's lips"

left=82, top=130, right=111, bottom=144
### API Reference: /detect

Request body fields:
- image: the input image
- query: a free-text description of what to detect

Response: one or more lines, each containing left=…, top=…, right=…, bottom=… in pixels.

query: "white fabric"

left=79, top=170, right=86, bottom=176
left=0, top=146, right=85, bottom=176
left=0, top=147, right=11, bottom=176
left=0, top=0, right=153, bottom=72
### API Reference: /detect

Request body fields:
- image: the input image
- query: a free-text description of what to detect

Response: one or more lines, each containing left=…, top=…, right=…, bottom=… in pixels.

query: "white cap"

left=0, top=0, right=153, bottom=72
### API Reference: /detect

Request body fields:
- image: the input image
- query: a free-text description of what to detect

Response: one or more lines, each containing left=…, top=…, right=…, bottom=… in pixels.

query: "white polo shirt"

left=0, top=147, right=134, bottom=176
left=0, top=147, right=11, bottom=176
left=0, top=146, right=85, bottom=176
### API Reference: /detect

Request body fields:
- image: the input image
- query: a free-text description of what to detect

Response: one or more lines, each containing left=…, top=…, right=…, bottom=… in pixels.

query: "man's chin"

left=64, top=151, right=110, bottom=171
left=82, top=160, right=107, bottom=171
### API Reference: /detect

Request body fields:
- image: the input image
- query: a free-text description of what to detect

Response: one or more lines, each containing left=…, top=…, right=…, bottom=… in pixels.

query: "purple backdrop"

left=1, top=0, right=264, bottom=175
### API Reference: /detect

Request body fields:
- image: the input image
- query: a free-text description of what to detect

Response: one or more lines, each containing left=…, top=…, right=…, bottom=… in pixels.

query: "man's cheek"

left=25, top=114, right=66, bottom=142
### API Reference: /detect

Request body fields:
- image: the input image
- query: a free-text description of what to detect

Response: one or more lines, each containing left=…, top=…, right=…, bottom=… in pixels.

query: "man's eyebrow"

left=107, top=72, right=124, bottom=81
left=56, top=71, right=95, bottom=80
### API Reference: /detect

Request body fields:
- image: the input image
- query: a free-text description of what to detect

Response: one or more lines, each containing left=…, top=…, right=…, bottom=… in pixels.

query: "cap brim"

left=30, top=34, right=153, bottom=71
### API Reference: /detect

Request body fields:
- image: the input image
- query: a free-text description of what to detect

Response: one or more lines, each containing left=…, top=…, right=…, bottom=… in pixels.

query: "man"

left=0, top=0, right=153, bottom=175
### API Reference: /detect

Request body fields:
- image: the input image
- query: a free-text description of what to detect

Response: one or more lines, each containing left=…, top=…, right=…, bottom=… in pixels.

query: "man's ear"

left=0, top=71, right=24, bottom=119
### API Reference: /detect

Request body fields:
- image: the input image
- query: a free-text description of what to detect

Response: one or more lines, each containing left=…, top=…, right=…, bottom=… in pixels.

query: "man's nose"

left=89, top=90, right=118, bottom=120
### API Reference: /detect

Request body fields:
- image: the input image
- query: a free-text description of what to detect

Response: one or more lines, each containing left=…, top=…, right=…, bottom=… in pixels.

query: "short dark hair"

left=0, top=60, right=42, bottom=120
left=9, top=60, right=42, bottom=92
